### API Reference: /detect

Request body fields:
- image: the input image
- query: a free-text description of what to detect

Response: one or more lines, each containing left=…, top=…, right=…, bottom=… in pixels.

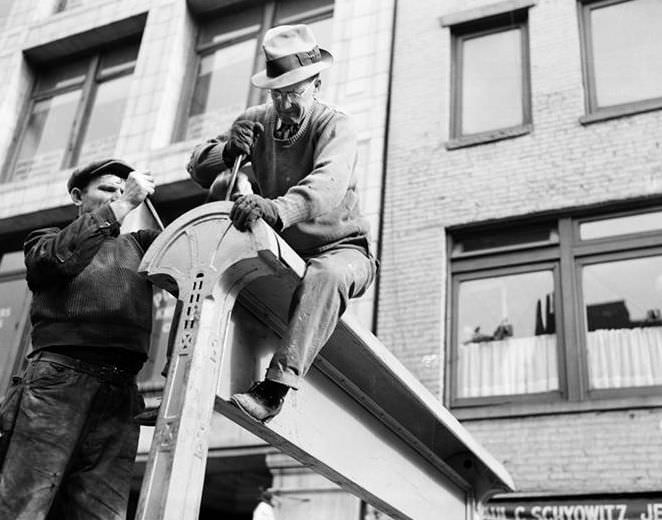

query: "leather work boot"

left=230, top=380, right=289, bottom=423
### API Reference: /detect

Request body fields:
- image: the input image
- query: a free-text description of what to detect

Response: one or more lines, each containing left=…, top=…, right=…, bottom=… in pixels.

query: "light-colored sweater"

left=188, top=100, right=370, bottom=256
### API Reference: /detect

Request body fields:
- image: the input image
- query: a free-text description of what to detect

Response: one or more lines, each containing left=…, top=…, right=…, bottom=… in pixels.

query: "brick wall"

left=379, top=0, right=662, bottom=494
left=379, top=0, right=662, bottom=387
left=465, top=408, right=662, bottom=492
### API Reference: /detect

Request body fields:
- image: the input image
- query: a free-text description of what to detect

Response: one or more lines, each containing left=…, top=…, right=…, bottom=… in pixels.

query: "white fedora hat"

left=251, top=24, right=333, bottom=90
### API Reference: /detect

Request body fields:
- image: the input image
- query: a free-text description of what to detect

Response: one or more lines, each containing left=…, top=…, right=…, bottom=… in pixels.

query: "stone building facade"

left=1, top=0, right=661, bottom=517
left=0, top=0, right=392, bottom=517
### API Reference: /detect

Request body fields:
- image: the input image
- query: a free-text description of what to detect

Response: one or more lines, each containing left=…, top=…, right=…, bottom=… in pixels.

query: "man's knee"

left=307, top=250, right=374, bottom=295
left=303, top=256, right=348, bottom=292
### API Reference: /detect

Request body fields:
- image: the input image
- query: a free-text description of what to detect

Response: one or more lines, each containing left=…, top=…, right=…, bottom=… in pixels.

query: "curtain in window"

left=582, top=255, right=662, bottom=390
left=456, top=270, right=558, bottom=398
left=587, top=327, right=662, bottom=389
left=458, top=335, right=558, bottom=398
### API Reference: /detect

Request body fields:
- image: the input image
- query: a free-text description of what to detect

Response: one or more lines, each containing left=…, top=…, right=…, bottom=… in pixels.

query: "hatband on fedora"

left=251, top=24, right=333, bottom=90
left=67, top=158, right=134, bottom=193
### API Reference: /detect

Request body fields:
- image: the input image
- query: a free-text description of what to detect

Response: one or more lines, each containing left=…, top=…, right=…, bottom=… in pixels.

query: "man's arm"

left=25, top=171, right=155, bottom=289
left=273, top=111, right=358, bottom=230
left=24, top=205, right=121, bottom=289
left=187, top=106, right=265, bottom=189
left=186, top=136, right=227, bottom=189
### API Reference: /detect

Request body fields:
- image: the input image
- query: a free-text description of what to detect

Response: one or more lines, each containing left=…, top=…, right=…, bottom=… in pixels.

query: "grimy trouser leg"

left=266, top=247, right=376, bottom=389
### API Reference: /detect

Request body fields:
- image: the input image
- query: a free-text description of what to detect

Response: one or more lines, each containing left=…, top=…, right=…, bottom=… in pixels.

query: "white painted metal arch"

left=135, top=201, right=514, bottom=520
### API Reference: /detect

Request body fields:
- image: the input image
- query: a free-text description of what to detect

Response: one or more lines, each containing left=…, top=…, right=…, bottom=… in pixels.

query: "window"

left=183, top=0, right=334, bottom=142
left=5, top=41, right=139, bottom=182
left=448, top=10, right=531, bottom=147
left=456, top=269, right=559, bottom=399
left=450, top=207, right=662, bottom=409
left=0, top=251, right=31, bottom=395
left=579, top=0, right=662, bottom=119
left=582, top=256, right=662, bottom=389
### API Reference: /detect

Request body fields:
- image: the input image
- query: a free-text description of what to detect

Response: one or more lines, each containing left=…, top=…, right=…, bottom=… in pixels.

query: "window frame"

left=578, top=0, right=662, bottom=124
left=0, top=251, right=32, bottom=395
left=3, top=40, right=138, bottom=183
left=447, top=10, right=532, bottom=149
left=179, top=0, right=334, bottom=143
left=448, top=204, right=662, bottom=417
left=574, top=245, right=662, bottom=400
left=450, top=261, right=566, bottom=407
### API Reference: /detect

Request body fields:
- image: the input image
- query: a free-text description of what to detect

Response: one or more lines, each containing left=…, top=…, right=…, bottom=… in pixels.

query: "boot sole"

left=230, top=395, right=278, bottom=423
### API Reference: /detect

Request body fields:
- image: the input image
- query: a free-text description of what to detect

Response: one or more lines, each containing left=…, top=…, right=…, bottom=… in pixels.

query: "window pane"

left=580, top=211, right=662, bottom=240
left=453, top=224, right=556, bottom=255
left=583, top=256, right=662, bottom=389
left=185, top=38, right=257, bottom=141
left=309, top=16, right=334, bottom=87
left=590, top=0, right=662, bottom=107
left=77, top=74, right=132, bottom=165
left=198, top=7, right=262, bottom=47
left=0, top=278, right=30, bottom=394
left=275, top=0, right=334, bottom=23
left=461, top=27, right=524, bottom=135
left=98, top=42, right=139, bottom=77
left=13, top=90, right=82, bottom=181
left=36, top=59, right=88, bottom=93
left=457, top=270, right=558, bottom=398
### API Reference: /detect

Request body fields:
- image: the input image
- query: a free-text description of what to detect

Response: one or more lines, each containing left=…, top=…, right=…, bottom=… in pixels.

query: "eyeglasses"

left=269, top=80, right=315, bottom=101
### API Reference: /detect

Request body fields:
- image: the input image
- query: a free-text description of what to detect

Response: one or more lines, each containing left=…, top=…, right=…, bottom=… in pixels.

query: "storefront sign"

left=483, top=497, right=662, bottom=520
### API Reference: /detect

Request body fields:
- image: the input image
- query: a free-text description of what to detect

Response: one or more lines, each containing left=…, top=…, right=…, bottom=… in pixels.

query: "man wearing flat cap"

left=0, top=160, right=158, bottom=519
left=187, top=24, right=377, bottom=422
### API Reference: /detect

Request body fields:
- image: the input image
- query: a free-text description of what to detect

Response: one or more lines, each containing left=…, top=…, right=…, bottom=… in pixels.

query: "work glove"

left=230, top=194, right=280, bottom=232
left=222, top=120, right=264, bottom=169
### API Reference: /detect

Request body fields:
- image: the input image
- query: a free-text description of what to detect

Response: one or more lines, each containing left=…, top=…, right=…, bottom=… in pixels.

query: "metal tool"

left=225, top=154, right=246, bottom=201
left=144, top=197, right=165, bottom=231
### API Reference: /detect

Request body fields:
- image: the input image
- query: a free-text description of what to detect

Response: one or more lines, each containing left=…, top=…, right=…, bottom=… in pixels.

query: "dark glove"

left=230, top=194, right=280, bottom=231
left=222, top=120, right=264, bottom=169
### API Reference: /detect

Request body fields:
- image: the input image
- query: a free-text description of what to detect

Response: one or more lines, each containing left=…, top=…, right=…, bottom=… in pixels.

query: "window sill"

left=445, top=124, right=532, bottom=150
left=579, top=98, right=662, bottom=125
left=452, top=393, right=662, bottom=421
left=439, top=0, right=537, bottom=27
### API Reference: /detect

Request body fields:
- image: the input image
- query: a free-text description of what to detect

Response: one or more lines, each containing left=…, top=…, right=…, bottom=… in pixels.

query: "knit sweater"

left=188, top=100, right=370, bottom=256
left=24, top=204, right=159, bottom=357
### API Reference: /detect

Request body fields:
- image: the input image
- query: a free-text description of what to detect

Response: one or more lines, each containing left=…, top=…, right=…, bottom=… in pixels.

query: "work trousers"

left=0, top=356, right=142, bottom=520
left=265, top=246, right=377, bottom=389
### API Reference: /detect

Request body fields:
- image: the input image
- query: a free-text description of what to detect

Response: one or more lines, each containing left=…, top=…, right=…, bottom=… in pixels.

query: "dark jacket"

left=24, top=204, right=159, bottom=357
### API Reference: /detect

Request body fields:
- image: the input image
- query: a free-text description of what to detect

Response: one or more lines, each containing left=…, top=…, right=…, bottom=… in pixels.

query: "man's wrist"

left=110, top=199, right=137, bottom=223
